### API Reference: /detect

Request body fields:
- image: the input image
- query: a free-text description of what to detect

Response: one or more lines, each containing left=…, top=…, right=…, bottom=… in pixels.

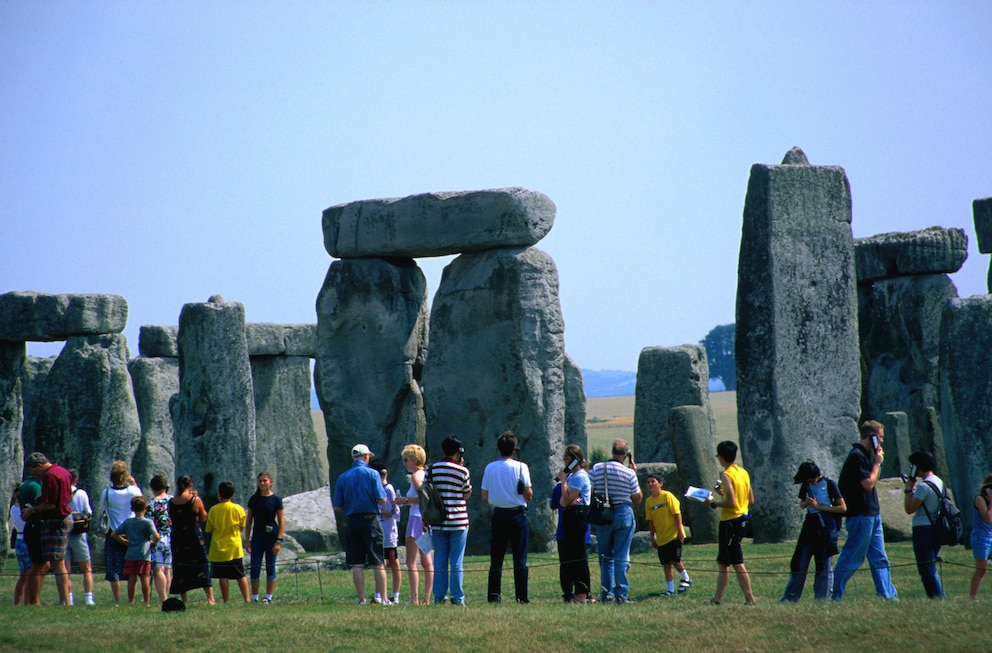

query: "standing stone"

left=879, top=412, right=911, bottom=478
left=138, top=325, right=179, bottom=358
left=19, top=355, right=55, bottom=460
left=736, top=147, right=861, bottom=542
left=858, top=274, right=957, bottom=455
left=174, top=297, right=256, bottom=500
left=34, top=334, right=142, bottom=498
left=314, top=258, right=428, bottom=495
left=669, top=405, right=720, bottom=543
left=0, top=292, right=127, bottom=341
left=0, top=341, right=25, bottom=568
left=940, top=295, right=992, bottom=533
left=974, top=198, right=992, bottom=291
left=925, top=406, right=952, bottom=483
left=251, top=355, right=325, bottom=495
left=563, top=353, right=587, bottom=452
left=322, top=188, right=556, bottom=259
left=128, top=356, right=179, bottom=488
left=423, top=246, right=565, bottom=553
left=634, top=345, right=713, bottom=465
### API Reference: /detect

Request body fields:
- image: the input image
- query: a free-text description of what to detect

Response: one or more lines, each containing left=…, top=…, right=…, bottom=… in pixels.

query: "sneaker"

left=358, top=599, right=368, bottom=605
left=372, top=597, right=388, bottom=605
left=261, top=597, right=272, bottom=605
left=614, top=596, right=636, bottom=604
left=658, top=590, right=675, bottom=597
left=678, top=579, right=692, bottom=593
left=85, top=596, right=96, bottom=606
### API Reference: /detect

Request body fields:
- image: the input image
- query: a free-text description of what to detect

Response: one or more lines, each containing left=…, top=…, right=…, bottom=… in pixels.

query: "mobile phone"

left=871, top=436, right=880, bottom=451
left=909, top=463, right=918, bottom=478
left=563, top=458, right=579, bottom=474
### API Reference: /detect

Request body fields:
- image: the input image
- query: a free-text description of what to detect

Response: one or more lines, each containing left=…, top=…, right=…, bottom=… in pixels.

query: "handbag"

left=98, top=488, right=110, bottom=535
left=71, top=512, right=92, bottom=535
left=588, top=463, right=615, bottom=526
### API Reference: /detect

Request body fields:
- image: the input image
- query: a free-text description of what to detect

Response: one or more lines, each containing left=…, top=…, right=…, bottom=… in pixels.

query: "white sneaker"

left=85, top=595, right=96, bottom=606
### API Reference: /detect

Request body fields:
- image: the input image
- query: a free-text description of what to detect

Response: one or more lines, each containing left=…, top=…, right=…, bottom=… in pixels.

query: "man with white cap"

left=333, top=444, right=389, bottom=604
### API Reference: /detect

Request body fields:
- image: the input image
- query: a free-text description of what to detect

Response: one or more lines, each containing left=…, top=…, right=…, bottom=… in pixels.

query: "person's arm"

left=648, top=520, right=657, bottom=547
left=244, top=507, right=254, bottom=553
left=675, top=513, right=686, bottom=542
left=521, top=465, right=534, bottom=502
left=976, top=491, right=992, bottom=524
left=904, top=478, right=923, bottom=514
left=861, top=450, right=883, bottom=491
left=194, top=496, right=208, bottom=522
left=273, top=507, right=285, bottom=552
left=481, top=489, right=490, bottom=506
left=709, top=471, right=734, bottom=509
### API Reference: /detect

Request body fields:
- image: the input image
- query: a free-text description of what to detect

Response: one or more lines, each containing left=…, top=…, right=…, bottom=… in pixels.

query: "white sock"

left=252, top=594, right=259, bottom=601
left=681, top=570, right=691, bottom=581
left=265, top=594, right=273, bottom=601
left=68, top=592, right=74, bottom=605
left=667, top=580, right=675, bottom=593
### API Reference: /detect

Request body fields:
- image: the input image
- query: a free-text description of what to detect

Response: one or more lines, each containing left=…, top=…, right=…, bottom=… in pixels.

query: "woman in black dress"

left=168, top=475, right=215, bottom=604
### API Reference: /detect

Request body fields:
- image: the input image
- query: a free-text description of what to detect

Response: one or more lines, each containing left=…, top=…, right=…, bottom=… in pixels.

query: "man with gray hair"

left=21, top=452, right=73, bottom=606
left=589, top=439, right=642, bottom=603
left=333, top=444, right=389, bottom=604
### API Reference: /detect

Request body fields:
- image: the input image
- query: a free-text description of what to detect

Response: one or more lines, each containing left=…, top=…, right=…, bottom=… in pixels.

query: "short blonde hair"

left=402, top=444, right=426, bottom=468
left=110, top=461, right=129, bottom=486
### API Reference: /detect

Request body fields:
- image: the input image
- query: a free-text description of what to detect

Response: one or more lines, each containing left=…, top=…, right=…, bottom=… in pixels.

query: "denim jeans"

left=912, top=525, right=944, bottom=598
left=595, top=503, right=635, bottom=601
left=781, top=519, right=834, bottom=601
left=488, top=507, right=529, bottom=602
left=432, top=528, right=468, bottom=603
left=831, top=514, right=897, bottom=600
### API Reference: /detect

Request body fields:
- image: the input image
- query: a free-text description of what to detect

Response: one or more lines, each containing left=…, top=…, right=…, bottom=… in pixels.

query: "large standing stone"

left=251, top=355, right=325, bottom=495
left=322, top=188, right=556, bottom=259
left=314, top=258, right=428, bottom=494
left=19, top=356, right=54, bottom=460
left=174, top=297, right=256, bottom=499
left=669, top=405, right=720, bottom=543
left=563, top=353, right=587, bottom=452
left=0, top=292, right=127, bottom=341
left=858, top=274, right=957, bottom=457
left=736, top=147, right=861, bottom=542
left=854, top=227, right=967, bottom=282
left=634, top=345, right=713, bottom=465
left=974, top=198, right=992, bottom=291
left=128, top=356, right=179, bottom=488
left=34, top=334, right=142, bottom=498
left=0, top=341, right=25, bottom=567
left=940, top=295, right=992, bottom=534
left=423, top=246, right=565, bottom=553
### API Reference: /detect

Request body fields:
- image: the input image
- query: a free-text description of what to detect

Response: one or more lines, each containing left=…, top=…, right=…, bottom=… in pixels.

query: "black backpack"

left=417, top=465, right=448, bottom=527
left=921, top=479, right=963, bottom=546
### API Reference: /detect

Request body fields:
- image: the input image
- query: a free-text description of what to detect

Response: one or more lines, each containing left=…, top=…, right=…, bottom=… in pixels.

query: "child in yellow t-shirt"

left=206, top=481, right=250, bottom=603
left=644, top=474, right=691, bottom=596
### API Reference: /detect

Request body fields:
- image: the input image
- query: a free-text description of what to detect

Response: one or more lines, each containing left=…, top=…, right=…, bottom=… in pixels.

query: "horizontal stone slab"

left=0, top=291, right=128, bottom=342
left=974, top=198, right=992, bottom=254
left=322, top=187, right=555, bottom=258
left=138, top=325, right=179, bottom=357
left=247, top=323, right=316, bottom=357
left=855, top=226, right=967, bottom=283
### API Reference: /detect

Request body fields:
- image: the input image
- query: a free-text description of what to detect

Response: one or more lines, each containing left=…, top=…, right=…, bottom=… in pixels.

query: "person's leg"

left=831, top=514, right=871, bottom=600
left=28, top=562, right=48, bottom=605
left=373, top=564, right=387, bottom=600
left=865, top=515, right=897, bottom=599
left=52, top=560, right=71, bottom=605
left=971, top=558, right=988, bottom=599
left=203, top=583, right=215, bottom=605
left=596, top=522, right=615, bottom=602
left=421, top=549, right=434, bottom=604
left=811, top=544, right=832, bottom=600
left=912, top=526, right=944, bottom=598
left=734, top=563, right=755, bottom=604
left=80, top=559, right=94, bottom=596
left=488, top=511, right=508, bottom=602
left=351, top=566, right=366, bottom=602
left=448, top=528, right=468, bottom=604
left=432, top=531, right=450, bottom=603
left=612, top=507, right=635, bottom=600
left=140, top=574, right=152, bottom=605
left=127, top=575, right=138, bottom=604
left=388, top=557, right=402, bottom=598
left=509, top=510, right=529, bottom=602
left=265, top=545, right=278, bottom=599
left=782, top=539, right=812, bottom=602
left=405, top=537, right=420, bottom=603
left=714, top=564, right=730, bottom=603
left=237, top=576, right=250, bottom=602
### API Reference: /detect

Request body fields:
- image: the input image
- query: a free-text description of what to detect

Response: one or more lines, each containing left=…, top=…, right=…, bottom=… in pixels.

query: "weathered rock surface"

left=128, top=357, right=179, bottom=487
left=878, top=477, right=913, bottom=542
left=669, top=405, right=720, bottom=543
left=174, top=297, right=256, bottom=498
left=855, top=227, right=967, bottom=283
left=940, top=295, right=992, bottom=534
left=19, top=356, right=54, bottom=464
left=736, top=149, right=861, bottom=542
left=0, top=292, right=127, bottom=342
left=634, top=345, right=712, bottom=465
left=315, top=258, right=428, bottom=491
left=246, top=323, right=317, bottom=357
left=423, top=246, right=565, bottom=554
left=858, top=274, right=957, bottom=460
left=323, top=188, right=556, bottom=258
left=880, top=412, right=911, bottom=479
left=974, top=197, right=992, bottom=254
left=281, top=485, right=339, bottom=552
left=138, top=325, right=178, bottom=358
left=252, top=355, right=325, bottom=495
left=0, top=342, right=25, bottom=566
left=34, top=334, right=141, bottom=498
left=563, top=353, right=587, bottom=452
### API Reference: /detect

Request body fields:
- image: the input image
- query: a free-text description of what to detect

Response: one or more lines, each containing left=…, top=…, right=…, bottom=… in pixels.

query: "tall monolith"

left=128, top=356, right=179, bottom=488
left=0, top=341, right=25, bottom=567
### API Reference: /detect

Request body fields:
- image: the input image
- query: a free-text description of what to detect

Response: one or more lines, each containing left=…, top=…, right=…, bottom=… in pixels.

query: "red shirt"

left=41, top=464, right=73, bottom=518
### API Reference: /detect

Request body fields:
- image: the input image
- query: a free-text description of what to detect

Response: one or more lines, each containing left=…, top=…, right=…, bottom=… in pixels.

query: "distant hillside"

left=582, top=369, right=637, bottom=398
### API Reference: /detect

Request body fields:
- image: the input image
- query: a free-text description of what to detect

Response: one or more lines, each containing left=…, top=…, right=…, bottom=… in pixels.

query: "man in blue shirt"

left=333, top=444, right=389, bottom=604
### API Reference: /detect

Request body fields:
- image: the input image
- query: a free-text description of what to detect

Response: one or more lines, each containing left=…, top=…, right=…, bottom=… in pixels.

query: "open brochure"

left=684, top=485, right=713, bottom=503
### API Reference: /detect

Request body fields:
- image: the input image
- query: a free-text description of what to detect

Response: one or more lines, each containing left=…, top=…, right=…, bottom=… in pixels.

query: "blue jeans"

left=831, top=514, right=897, bottom=600
left=250, top=535, right=279, bottom=583
left=432, top=528, right=468, bottom=603
left=781, top=519, right=834, bottom=601
left=488, top=507, right=529, bottom=602
left=912, top=525, right=944, bottom=598
left=595, top=503, right=635, bottom=601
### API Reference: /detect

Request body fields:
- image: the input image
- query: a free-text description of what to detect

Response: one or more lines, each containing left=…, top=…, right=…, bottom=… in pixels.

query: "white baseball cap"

left=352, top=444, right=373, bottom=458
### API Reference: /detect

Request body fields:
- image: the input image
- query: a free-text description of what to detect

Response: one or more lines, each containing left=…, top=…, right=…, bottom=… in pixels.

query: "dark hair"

left=176, top=474, right=194, bottom=493
left=646, top=473, right=663, bottom=484
left=68, top=468, right=79, bottom=485
left=908, top=450, right=936, bottom=473
left=150, top=474, right=169, bottom=493
left=441, top=435, right=464, bottom=457
left=131, top=495, right=148, bottom=512
left=369, top=461, right=387, bottom=476
left=793, top=461, right=821, bottom=484
left=218, top=481, right=235, bottom=499
left=497, top=431, right=517, bottom=457
left=717, top=440, right=738, bottom=463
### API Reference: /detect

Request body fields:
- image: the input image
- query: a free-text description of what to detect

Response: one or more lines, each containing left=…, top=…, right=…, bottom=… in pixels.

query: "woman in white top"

left=903, top=450, right=946, bottom=599
left=66, top=469, right=95, bottom=605
left=97, top=461, right=141, bottom=605
left=395, top=444, right=434, bottom=605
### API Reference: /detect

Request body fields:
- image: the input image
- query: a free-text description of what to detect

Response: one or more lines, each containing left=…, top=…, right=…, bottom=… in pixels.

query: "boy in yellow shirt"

left=206, top=481, right=250, bottom=603
left=644, top=473, right=691, bottom=596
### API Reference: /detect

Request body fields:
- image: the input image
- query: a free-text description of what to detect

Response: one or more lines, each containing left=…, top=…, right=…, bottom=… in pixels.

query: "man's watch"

left=710, top=502, right=719, bottom=510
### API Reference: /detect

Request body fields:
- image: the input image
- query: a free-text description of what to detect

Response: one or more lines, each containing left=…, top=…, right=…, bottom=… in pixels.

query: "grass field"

left=2, top=538, right=987, bottom=653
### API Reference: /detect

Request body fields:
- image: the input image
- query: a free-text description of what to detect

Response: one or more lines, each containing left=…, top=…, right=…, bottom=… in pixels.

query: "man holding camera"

left=481, top=431, right=533, bottom=604
left=589, top=440, right=642, bottom=604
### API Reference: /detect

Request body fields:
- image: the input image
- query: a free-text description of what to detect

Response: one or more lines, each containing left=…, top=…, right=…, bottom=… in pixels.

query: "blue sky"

left=2, top=2, right=990, bottom=372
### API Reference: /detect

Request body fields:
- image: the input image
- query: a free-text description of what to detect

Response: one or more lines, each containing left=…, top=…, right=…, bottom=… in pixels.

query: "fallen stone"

left=281, top=485, right=339, bottom=552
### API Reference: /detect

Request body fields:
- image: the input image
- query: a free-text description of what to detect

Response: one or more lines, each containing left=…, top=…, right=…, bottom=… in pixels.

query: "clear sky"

left=2, top=2, right=990, bottom=372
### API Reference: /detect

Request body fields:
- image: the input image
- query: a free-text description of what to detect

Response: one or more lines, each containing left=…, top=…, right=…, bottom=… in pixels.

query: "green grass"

left=2, top=539, right=988, bottom=653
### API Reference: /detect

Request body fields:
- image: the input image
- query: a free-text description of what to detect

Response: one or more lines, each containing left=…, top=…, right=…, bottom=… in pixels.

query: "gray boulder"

left=128, top=356, right=179, bottom=488
left=423, top=246, right=565, bottom=554
left=174, top=297, right=256, bottom=499
left=563, top=353, right=587, bottom=452
left=138, top=325, right=178, bottom=358
left=34, top=334, right=142, bottom=498
left=314, top=257, right=428, bottom=490
left=634, top=345, right=712, bottom=465
left=736, top=148, right=861, bottom=542
left=669, top=405, right=720, bottom=543
left=0, top=342, right=25, bottom=567
left=0, top=292, right=127, bottom=341
left=322, top=188, right=556, bottom=259
left=855, top=227, right=968, bottom=283
left=252, top=355, right=325, bottom=495
left=281, top=484, right=339, bottom=552
left=19, top=356, right=55, bottom=459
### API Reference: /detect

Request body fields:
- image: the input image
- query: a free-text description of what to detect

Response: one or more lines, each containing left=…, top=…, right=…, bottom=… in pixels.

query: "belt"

left=349, top=513, right=378, bottom=519
left=494, top=506, right=527, bottom=512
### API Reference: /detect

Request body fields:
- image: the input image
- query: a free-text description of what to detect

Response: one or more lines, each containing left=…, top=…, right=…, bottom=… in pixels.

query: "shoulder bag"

left=588, top=463, right=614, bottom=525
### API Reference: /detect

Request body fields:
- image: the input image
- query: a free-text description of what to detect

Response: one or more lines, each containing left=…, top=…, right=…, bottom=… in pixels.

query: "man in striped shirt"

left=589, top=440, right=642, bottom=604
left=431, top=435, right=473, bottom=605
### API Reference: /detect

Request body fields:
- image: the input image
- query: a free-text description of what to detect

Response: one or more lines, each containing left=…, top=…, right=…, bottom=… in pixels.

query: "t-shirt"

left=645, top=489, right=682, bottom=546
left=839, top=444, right=879, bottom=517
left=380, top=483, right=400, bottom=548
left=206, top=500, right=246, bottom=563
left=911, top=476, right=945, bottom=528
left=247, top=493, right=283, bottom=540
left=431, top=460, right=471, bottom=531
left=481, top=458, right=531, bottom=508
left=147, top=495, right=173, bottom=538
left=20, top=478, right=42, bottom=514
left=720, top=464, right=750, bottom=521
left=40, top=464, right=73, bottom=518
left=120, top=516, right=158, bottom=561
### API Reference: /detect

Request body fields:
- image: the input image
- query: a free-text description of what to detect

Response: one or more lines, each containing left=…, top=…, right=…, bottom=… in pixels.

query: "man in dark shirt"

left=21, top=452, right=73, bottom=606
left=830, top=421, right=898, bottom=601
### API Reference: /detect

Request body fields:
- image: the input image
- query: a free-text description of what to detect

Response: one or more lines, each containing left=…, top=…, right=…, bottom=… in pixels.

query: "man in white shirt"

left=481, top=431, right=533, bottom=603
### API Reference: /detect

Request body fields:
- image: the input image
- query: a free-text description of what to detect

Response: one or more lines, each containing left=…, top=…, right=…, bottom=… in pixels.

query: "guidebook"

left=683, top=485, right=713, bottom=503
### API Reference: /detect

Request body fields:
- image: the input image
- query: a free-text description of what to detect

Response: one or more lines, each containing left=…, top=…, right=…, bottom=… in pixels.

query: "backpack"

left=921, top=479, right=963, bottom=546
left=417, top=465, right=448, bottom=527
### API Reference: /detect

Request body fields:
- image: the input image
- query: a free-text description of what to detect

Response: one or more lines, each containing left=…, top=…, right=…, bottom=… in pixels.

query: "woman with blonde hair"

left=97, top=461, right=141, bottom=605
left=395, top=444, right=434, bottom=605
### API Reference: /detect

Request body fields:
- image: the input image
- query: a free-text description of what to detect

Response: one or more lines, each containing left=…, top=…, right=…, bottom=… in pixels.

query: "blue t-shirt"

left=120, top=516, right=158, bottom=561
left=247, top=493, right=283, bottom=541
left=568, top=469, right=592, bottom=505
